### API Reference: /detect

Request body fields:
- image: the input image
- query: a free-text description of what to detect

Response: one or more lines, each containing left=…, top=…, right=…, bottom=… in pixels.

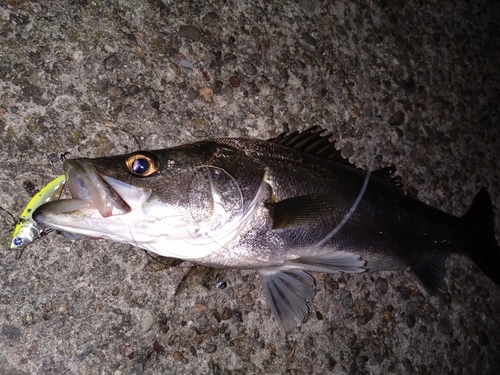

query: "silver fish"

left=32, top=127, right=500, bottom=335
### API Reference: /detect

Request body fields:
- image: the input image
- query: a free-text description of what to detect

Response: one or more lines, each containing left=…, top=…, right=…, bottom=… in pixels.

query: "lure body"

left=10, top=174, right=66, bottom=250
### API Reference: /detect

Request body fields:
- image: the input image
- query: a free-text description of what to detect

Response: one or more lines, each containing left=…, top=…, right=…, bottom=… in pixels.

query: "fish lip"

left=31, top=158, right=156, bottom=244
left=34, top=159, right=152, bottom=224
left=63, top=159, right=132, bottom=217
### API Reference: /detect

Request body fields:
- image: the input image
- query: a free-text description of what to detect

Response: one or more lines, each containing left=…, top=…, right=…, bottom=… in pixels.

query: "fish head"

left=32, top=146, right=247, bottom=259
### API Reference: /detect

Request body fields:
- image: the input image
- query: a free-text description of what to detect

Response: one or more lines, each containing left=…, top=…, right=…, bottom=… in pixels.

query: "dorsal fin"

left=269, top=126, right=352, bottom=165
left=269, top=126, right=404, bottom=189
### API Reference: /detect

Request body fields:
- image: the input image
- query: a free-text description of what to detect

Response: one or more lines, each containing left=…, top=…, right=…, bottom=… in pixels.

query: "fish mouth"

left=32, top=159, right=151, bottom=235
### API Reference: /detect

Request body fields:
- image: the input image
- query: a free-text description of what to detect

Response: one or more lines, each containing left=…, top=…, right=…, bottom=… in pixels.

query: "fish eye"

left=125, top=152, right=160, bottom=177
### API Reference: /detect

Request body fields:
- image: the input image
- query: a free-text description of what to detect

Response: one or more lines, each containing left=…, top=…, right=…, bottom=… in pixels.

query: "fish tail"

left=461, top=187, right=500, bottom=287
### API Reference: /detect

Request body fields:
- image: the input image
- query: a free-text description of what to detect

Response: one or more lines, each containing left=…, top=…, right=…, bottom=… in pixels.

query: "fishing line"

left=102, top=123, right=142, bottom=151
left=59, top=152, right=72, bottom=162
left=184, top=164, right=245, bottom=254
left=313, top=34, right=380, bottom=249
left=106, top=127, right=157, bottom=261
left=313, top=143, right=375, bottom=248
left=114, top=130, right=188, bottom=267
left=81, top=122, right=145, bottom=261
left=314, top=63, right=378, bottom=248
left=313, top=108, right=378, bottom=247
left=85, top=89, right=143, bottom=151
left=0, top=206, right=16, bottom=226
left=121, top=132, right=144, bottom=259
left=0, top=206, right=20, bottom=256
left=98, top=124, right=141, bottom=254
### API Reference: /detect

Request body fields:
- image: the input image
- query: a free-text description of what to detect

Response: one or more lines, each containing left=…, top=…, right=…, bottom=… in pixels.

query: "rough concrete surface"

left=1, top=0, right=499, bottom=374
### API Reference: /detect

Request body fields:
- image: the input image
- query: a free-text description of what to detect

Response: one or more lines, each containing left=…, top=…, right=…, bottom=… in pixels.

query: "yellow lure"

left=10, top=174, right=67, bottom=250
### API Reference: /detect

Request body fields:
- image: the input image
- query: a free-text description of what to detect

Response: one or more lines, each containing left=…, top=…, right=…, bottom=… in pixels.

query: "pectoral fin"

left=60, top=231, right=82, bottom=240
left=258, top=251, right=365, bottom=336
left=258, top=268, right=315, bottom=336
left=268, top=194, right=338, bottom=229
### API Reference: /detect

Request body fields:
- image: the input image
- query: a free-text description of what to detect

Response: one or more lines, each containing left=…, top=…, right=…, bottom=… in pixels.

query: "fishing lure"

left=10, top=174, right=66, bottom=250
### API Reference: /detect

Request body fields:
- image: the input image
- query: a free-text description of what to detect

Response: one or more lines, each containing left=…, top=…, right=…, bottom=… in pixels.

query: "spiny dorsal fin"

left=269, top=126, right=352, bottom=165
left=270, top=126, right=404, bottom=189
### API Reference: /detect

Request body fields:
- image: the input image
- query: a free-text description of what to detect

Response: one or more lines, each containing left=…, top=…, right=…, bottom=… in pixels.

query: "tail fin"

left=461, top=188, right=500, bottom=287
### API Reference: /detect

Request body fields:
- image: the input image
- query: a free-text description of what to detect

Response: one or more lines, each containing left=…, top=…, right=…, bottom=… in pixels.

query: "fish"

left=10, top=174, right=66, bottom=250
left=31, top=127, right=500, bottom=335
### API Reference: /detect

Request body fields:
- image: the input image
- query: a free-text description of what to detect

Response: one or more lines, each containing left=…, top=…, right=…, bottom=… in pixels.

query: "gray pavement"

left=0, top=0, right=499, bottom=374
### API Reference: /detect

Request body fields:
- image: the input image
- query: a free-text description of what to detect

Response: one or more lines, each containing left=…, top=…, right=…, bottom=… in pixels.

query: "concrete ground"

left=1, top=0, right=499, bottom=374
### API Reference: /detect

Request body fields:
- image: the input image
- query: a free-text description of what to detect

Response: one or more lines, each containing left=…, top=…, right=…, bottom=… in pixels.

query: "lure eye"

left=125, top=152, right=160, bottom=177
left=13, top=237, right=23, bottom=247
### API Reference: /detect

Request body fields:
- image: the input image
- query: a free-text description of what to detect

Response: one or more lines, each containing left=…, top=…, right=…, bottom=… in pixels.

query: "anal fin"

left=409, top=253, right=447, bottom=298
